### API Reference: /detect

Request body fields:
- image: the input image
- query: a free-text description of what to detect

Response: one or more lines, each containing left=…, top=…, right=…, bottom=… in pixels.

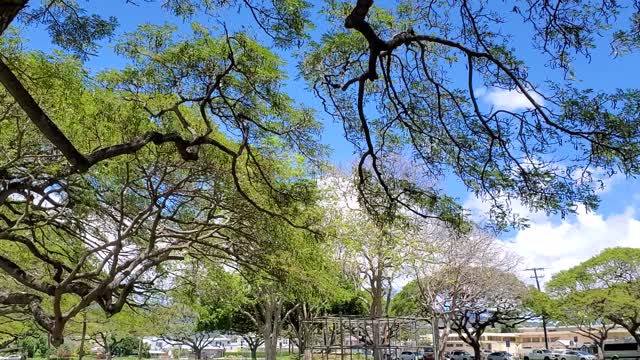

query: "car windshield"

left=576, top=352, right=590, bottom=355
left=542, top=350, right=552, bottom=353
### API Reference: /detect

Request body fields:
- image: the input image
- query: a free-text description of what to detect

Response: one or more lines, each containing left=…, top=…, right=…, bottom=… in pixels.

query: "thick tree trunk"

left=472, top=343, right=481, bottom=360
left=262, top=298, right=284, bottom=360
left=194, top=347, right=203, bottom=360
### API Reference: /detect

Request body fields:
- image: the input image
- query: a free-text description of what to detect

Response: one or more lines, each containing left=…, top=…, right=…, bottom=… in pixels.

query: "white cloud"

left=478, top=87, right=544, bottom=112
left=464, top=194, right=640, bottom=287
left=505, top=206, right=640, bottom=286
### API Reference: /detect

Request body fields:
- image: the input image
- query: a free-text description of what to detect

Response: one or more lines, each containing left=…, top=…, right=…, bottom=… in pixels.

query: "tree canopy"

left=546, top=247, right=640, bottom=344
left=1, top=0, right=640, bottom=349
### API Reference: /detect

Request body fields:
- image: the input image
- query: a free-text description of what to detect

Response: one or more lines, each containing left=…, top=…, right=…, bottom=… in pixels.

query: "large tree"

left=0, top=22, right=321, bottom=345
left=546, top=247, right=640, bottom=345
left=3, top=0, right=640, bottom=347
left=303, top=0, right=640, bottom=230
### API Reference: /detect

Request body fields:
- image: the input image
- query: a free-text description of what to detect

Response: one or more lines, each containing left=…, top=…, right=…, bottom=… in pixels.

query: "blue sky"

left=16, top=0, right=640, bottom=284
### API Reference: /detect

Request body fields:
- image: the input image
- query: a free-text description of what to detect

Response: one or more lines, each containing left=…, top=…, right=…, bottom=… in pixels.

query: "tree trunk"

left=105, top=339, right=112, bottom=360
left=436, top=324, right=451, bottom=360
left=194, top=347, right=203, bottom=360
left=370, top=270, right=384, bottom=360
left=250, top=345, right=258, bottom=360
left=262, top=298, right=283, bottom=360
left=596, top=342, right=605, bottom=360
left=79, top=313, right=87, bottom=360
left=472, top=343, right=481, bottom=360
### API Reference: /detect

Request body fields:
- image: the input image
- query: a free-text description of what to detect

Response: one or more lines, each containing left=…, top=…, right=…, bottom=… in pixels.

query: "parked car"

left=401, top=351, right=418, bottom=360
left=487, top=351, right=516, bottom=360
left=423, top=346, right=435, bottom=360
left=559, top=350, right=596, bottom=360
left=450, top=350, right=475, bottom=360
left=524, top=349, right=561, bottom=360
left=0, top=354, right=25, bottom=360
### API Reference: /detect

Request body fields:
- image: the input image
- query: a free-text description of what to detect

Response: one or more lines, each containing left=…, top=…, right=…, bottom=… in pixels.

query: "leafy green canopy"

left=546, top=247, right=640, bottom=343
left=0, top=23, right=323, bottom=346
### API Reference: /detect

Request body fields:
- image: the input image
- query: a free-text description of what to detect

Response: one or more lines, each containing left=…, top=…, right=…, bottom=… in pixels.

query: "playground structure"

left=304, top=316, right=437, bottom=360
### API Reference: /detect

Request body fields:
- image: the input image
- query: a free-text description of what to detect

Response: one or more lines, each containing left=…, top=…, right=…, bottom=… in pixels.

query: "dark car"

left=423, top=347, right=435, bottom=360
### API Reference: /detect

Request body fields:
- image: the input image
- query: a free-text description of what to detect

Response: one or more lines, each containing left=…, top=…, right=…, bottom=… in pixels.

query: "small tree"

left=450, top=270, right=531, bottom=360
left=158, top=305, right=217, bottom=360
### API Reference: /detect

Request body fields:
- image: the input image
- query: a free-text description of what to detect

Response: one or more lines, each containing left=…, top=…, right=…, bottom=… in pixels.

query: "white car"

left=559, top=350, right=596, bottom=360
left=401, top=351, right=419, bottom=360
left=0, top=355, right=25, bottom=360
left=524, top=349, right=561, bottom=360
left=450, top=350, right=475, bottom=360
left=487, top=351, right=517, bottom=360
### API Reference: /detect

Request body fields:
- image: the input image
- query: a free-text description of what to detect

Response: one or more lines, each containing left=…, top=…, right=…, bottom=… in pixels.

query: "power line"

left=525, top=267, right=549, bottom=350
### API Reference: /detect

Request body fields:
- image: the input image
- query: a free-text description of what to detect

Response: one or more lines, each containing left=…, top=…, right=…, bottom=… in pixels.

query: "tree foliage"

left=2, top=0, right=640, bottom=348
left=0, top=15, right=321, bottom=345
left=546, top=247, right=640, bottom=345
left=302, top=0, right=640, bottom=229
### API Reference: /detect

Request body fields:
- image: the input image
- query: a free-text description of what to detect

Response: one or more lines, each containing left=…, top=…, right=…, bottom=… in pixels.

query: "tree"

left=410, top=227, right=521, bottom=360
left=530, top=284, right=616, bottom=359
left=224, top=309, right=264, bottom=360
left=3, top=0, right=640, bottom=347
left=450, top=269, right=531, bottom=360
left=0, top=24, right=321, bottom=345
left=322, top=173, right=418, bottom=360
left=156, top=304, right=217, bottom=360
left=546, top=247, right=640, bottom=345
left=303, top=0, right=640, bottom=230
left=73, top=307, right=153, bottom=360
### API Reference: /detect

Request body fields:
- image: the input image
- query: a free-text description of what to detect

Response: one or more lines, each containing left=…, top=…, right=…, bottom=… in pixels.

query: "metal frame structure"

left=304, top=316, right=435, bottom=360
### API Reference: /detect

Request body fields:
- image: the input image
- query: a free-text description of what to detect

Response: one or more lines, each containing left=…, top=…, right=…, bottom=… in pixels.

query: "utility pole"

left=525, top=268, right=549, bottom=350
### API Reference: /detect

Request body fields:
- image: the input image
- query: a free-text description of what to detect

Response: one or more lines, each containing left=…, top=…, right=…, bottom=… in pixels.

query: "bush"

left=18, top=334, right=50, bottom=358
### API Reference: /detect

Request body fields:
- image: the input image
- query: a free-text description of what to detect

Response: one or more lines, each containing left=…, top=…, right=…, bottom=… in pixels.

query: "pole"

left=526, top=268, right=549, bottom=350
left=79, top=312, right=87, bottom=360
left=349, top=317, right=353, bottom=360
left=138, top=336, right=144, bottom=360
left=432, top=315, right=439, bottom=360
left=341, top=316, right=345, bottom=360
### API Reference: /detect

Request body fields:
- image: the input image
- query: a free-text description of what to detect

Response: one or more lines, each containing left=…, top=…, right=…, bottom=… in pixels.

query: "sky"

left=14, top=0, right=640, bottom=287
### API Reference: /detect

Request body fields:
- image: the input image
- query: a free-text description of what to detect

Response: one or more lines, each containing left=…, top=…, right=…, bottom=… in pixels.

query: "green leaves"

left=545, top=248, right=640, bottom=341
left=20, top=0, right=118, bottom=58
